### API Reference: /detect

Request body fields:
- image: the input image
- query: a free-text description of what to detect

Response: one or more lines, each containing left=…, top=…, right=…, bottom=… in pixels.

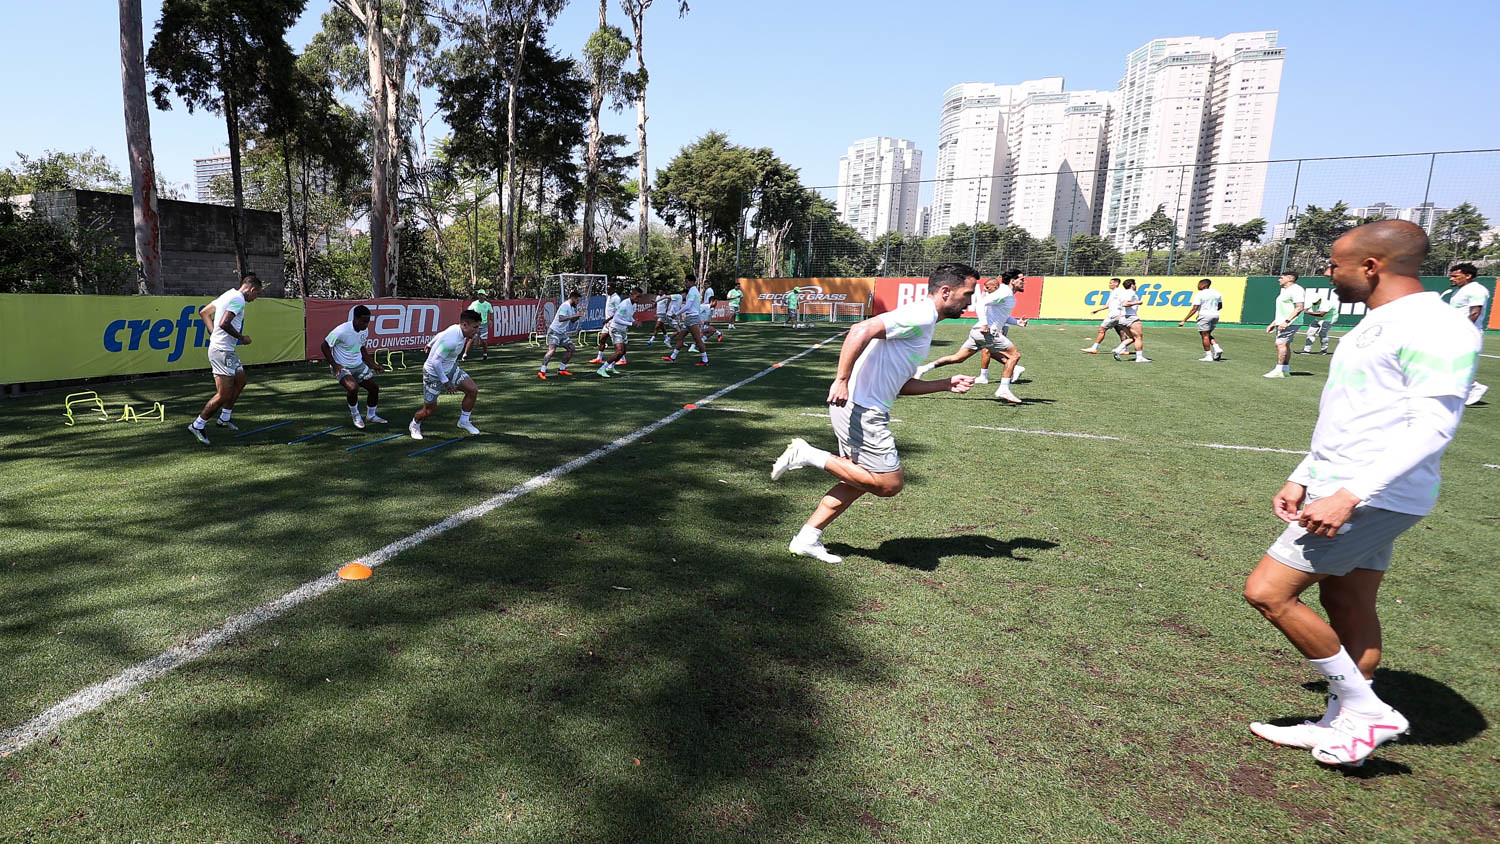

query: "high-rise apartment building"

left=836, top=137, right=922, bottom=240
left=930, top=80, right=1115, bottom=241
left=1400, top=202, right=1449, bottom=233
left=913, top=206, right=932, bottom=239
left=1102, top=31, right=1284, bottom=250
left=194, top=152, right=232, bottom=204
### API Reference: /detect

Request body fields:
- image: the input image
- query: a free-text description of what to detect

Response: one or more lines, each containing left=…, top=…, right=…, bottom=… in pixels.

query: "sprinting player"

left=769, top=263, right=979, bottom=563
left=321, top=304, right=386, bottom=428
left=598, top=286, right=654, bottom=377
left=1113, top=279, right=1152, bottom=363
left=1264, top=272, right=1306, bottom=378
left=975, top=269, right=1028, bottom=383
left=1447, top=262, right=1490, bottom=405
left=662, top=277, right=710, bottom=367
left=461, top=289, right=493, bottom=361
left=410, top=309, right=483, bottom=439
left=916, top=272, right=1025, bottom=403
left=1082, top=277, right=1131, bottom=354
left=187, top=272, right=262, bottom=444
left=539, top=289, right=583, bottom=378
left=1242, top=220, right=1481, bottom=767
left=591, top=283, right=622, bottom=364
left=784, top=286, right=800, bottom=326
left=1299, top=271, right=1338, bottom=355
left=698, top=282, right=725, bottom=344
left=646, top=287, right=680, bottom=345
left=725, top=281, right=743, bottom=328
left=1178, top=278, right=1225, bottom=361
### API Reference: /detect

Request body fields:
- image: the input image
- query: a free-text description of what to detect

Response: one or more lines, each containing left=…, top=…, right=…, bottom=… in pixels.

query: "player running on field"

left=662, top=275, right=711, bottom=366
left=974, top=269, right=1028, bottom=384
left=591, top=283, right=622, bottom=364
left=598, top=286, right=654, bottom=377
left=1446, top=262, right=1490, bottom=405
left=916, top=272, right=1026, bottom=403
left=1298, top=271, right=1339, bottom=355
left=770, top=262, right=979, bottom=563
left=321, top=304, right=387, bottom=428
left=410, top=309, right=484, bottom=439
left=1112, top=279, right=1152, bottom=363
left=539, top=289, right=583, bottom=378
left=1082, top=277, right=1132, bottom=354
left=1242, top=220, right=1481, bottom=767
left=1178, top=278, right=1225, bottom=361
left=461, top=289, right=493, bottom=360
left=1264, top=272, right=1306, bottom=378
left=691, top=280, right=725, bottom=348
left=187, top=272, right=262, bottom=444
left=646, top=288, right=681, bottom=345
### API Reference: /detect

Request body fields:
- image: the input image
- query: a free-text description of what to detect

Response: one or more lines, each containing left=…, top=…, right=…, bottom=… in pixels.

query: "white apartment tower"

left=932, top=78, right=1062, bottom=235
left=836, top=137, right=923, bottom=240
left=1103, top=31, right=1284, bottom=250
left=194, top=152, right=233, bottom=204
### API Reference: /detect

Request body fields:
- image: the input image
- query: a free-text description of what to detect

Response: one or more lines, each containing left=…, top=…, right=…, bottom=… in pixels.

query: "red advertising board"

left=872, top=277, right=1043, bottom=320
left=305, top=298, right=548, bottom=360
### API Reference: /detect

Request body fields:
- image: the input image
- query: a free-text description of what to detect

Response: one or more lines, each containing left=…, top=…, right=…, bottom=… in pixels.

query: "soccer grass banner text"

left=1037, top=276, right=1246, bottom=323
left=0, top=293, right=305, bottom=384
left=735, top=278, right=876, bottom=316
left=305, top=298, right=544, bottom=360
left=872, top=277, right=1044, bottom=320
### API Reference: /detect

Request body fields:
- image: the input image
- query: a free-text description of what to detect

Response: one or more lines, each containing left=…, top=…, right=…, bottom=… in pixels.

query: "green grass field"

left=2, top=321, right=1498, bottom=842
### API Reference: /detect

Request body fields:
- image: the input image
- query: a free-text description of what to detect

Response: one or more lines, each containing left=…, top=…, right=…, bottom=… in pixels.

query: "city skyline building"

left=193, top=152, right=231, bottom=204
left=1101, top=30, right=1284, bottom=251
left=835, top=136, right=922, bottom=240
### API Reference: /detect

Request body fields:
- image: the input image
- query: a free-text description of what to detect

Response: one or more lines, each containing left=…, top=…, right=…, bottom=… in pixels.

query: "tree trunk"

left=364, top=1, right=390, bottom=296
left=501, top=7, right=537, bottom=299
left=222, top=84, right=247, bottom=279
left=470, top=176, right=480, bottom=292
left=383, top=1, right=412, bottom=296
left=630, top=15, right=648, bottom=257
left=119, top=0, right=161, bottom=295
left=582, top=0, right=606, bottom=274
left=280, top=134, right=305, bottom=297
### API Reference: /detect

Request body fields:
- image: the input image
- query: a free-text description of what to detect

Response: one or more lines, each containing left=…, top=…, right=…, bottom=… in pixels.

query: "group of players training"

left=770, top=220, right=1487, bottom=770
left=185, top=274, right=744, bottom=444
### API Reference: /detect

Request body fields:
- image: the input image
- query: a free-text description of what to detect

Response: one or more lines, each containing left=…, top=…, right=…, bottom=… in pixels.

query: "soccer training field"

left=2, top=322, right=1497, bottom=842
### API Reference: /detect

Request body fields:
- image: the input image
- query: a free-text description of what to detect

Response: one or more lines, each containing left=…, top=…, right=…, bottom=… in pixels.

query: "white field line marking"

left=967, top=425, right=1119, bottom=441
left=0, top=334, right=845, bottom=758
left=1191, top=443, right=1310, bottom=455
left=711, top=406, right=749, bottom=413
left=1481, top=354, right=1500, bottom=360
left=1486, top=464, right=1500, bottom=470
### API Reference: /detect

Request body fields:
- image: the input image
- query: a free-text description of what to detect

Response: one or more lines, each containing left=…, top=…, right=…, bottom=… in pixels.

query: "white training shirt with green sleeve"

left=1192, top=288, right=1223, bottom=319
left=1450, top=280, right=1491, bottom=326
left=207, top=288, right=247, bottom=352
left=324, top=320, right=368, bottom=367
left=1275, top=283, right=1305, bottom=324
left=550, top=301, right=581, bottom=332
left=424, top=324, right=467, bottom=381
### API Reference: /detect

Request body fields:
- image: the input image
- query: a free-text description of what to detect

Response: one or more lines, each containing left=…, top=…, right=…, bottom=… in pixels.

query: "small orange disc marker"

left=683, top=403, right=697, bottom=409
left=338, top=563, right=373, bottom=581
left=773, top=363, right=783, bottom=368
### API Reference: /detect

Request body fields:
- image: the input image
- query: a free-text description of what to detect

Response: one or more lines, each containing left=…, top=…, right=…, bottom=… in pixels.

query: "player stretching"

left=321, top=304, right=386, bottom=428
left=1263, top=272, right=1306, bottom=378
left=1112, top=279, right=1151, bottom=363
left=662, top=276, right=710, bottom=366
left=769, top=263, right=979, bottom=563
left=598, top=287, right=652, bottom=377
left=1082, top=277, right=1130, bottom=354
left=1178, top=278, right=1224, bottom=361
left=539, top=289, right=583, bottom=378
left=1242, top=221, right=1480, bottom=767
left=695, top=281, right=725, bottom=346
left=645, top=287, right=680, bottom=345
left=187, top=272, right=262, bottom=444
left=1298, top=271, right=1338, bottom=355
left=410, top=310, right=483, bottom=439
left=1447, top=262, right=1490, bottom=405
left=916, top=272, right=1025, bottom=403
left=590, top=283, right=622, bottom=364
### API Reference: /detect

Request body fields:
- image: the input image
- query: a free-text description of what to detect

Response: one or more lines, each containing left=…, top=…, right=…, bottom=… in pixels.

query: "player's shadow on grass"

left=1298, top=668, right=1487, bottom=748
left=826, top=534, right=1059, bottom=572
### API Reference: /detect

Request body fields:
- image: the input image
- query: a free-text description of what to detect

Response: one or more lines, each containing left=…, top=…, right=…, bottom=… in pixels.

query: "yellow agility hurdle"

left=63, top=391, right=109, bottom=426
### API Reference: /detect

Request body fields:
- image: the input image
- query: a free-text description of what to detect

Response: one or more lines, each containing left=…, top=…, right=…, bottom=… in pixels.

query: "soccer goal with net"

left=796, top=301, right=867, bottom=324
left=546, top=273, right=609, bottom=303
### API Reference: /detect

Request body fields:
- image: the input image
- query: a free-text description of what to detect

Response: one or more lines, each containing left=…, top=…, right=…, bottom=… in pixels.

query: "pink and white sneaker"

left=1250, top=720, right=1333, bottom=750
left=1311, top=708, right=1409, bottom=766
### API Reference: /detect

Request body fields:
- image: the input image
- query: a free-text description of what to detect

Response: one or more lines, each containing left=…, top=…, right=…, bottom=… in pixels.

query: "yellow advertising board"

left=0, top=293, right=306, bottom=384
left=1036, top=276, right=1247, bottom=323
left=736, top=278, right=876, bottom=316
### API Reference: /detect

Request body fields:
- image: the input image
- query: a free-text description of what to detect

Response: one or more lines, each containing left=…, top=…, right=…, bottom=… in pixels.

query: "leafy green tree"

left=581, top=2, right=632, bottom=272
left=618, top=0, right=690, bottom=256
left=1128, top=204, right=1177, bottom=273
left=747, top=148, right=809, bottom=278
left=1426, top=202, right=1489, bottom=273
left=148, top=0, right=303, bottom=278
left=654, top=131, right=758, bottom=281
left=1061, top=234, right=1121, bottom=275
left=0, top=149, right=129, bottom=197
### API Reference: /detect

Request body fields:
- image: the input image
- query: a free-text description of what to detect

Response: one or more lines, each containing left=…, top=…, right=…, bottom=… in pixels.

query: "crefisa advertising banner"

left=0, top=293, right=305, bottom=384
left=1038, top=276, right=1247, bottom=322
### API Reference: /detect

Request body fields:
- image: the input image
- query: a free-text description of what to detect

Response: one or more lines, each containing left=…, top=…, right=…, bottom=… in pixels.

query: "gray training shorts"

left=828, top=402, right=900, bottom=474
left=1266, top=503, right=1423, bottom=576
left=961, top=327, right=1014, bottom=353
left=1275, top=323, right=1300, bottom=344
left=608, top=323, right=630, bottom=346
left=1196, top=317, right=1219, bottom=333
left=209, top=347, right=243, bottom=377
left=547, top=330, right=576, bottom=351
left=422, top=366, right=470, bottom=404
left=335, top=361, right=376, bottom=384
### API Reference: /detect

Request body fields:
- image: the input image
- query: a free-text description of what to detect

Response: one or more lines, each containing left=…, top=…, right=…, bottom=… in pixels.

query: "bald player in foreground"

left=769, top=263, right=979, bottom=563
left=1242, top=221, right=1481, bottom=767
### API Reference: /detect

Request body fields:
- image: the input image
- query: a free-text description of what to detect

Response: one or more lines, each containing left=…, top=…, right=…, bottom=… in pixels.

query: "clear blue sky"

left=2, top=0, right=1497, bottom=223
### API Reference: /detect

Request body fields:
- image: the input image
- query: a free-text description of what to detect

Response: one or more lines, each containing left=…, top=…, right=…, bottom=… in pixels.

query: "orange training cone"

left=338, top=563, right=373, bottom=581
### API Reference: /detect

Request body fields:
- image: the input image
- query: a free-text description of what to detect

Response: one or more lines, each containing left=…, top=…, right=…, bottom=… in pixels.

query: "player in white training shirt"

left=597, top=286, right=654, bottom=377
left=1264, top=272, right=1306, bottom=378
left=539, top=289, right=583, bottom=378
left=409, top=309, right=484, bottom=439
left=1082, top=278, right=1133, bottom=355
left=320, top=304, right=387, bottom=428
left=1109, top=279, right=1152, bottom=363
left=1243, top=221, right=1481, bottom=767
left=591, top=283, right=622, bottom=364
left=1178, top=278, right=1225, bottom=361
left=646, top=288, right=681, bottom=345
left=770, top=263, right=979, bottom=564
left=662, top=274, right=711, bottom=366
left=916, top=273, right=1026, bottom=403
left=187, top=272, right=263, bottom=444
left=1447, top=262, right=1490, bottom=405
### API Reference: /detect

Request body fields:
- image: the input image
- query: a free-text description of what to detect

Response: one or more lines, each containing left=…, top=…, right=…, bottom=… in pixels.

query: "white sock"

left=192, top=416, right=207, bottom=430
left=410, top=417, right=421, bottom=429
left=219, top=408, right=232, bottom=422
left=801, top=442, right=830, bottom=469
left=1136, top=353, right=1149, bottom=361
left=1086, top=342, right=1099, bottom=351
left=700, top=352, right=708, bottom=362
left=978, top=367, right=989, bottom=378
left=349, top=404, right=360, bottom=417
left=999, top=377, right=1011, bottom=390
left=1212, top=343, right=1222, bottom=353
left=1309, top=648, right=1385, bottom=716
left=669, top=349, right=679, bottom=360
left=458, top=410, right=472, bottom=424
left=794, top=524, right=823, bottom=545
left=367, top=405, right=379, bottom=419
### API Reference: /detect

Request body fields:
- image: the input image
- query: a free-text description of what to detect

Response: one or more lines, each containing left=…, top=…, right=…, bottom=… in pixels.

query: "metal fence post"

left=734, top=193, right=743, bottom=281
left=1422, top=153, right=1436, bottom=206
left=1279, top=159, right=1302, bottom=275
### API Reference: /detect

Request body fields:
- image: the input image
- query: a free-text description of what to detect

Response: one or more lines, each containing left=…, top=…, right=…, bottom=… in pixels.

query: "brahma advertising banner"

left=871, top=277, right=1044, bottom=319
left=735, top=278, right=876, bottom=316
left=304, top=297, right=546, bottom=360
left=0, top=293, right=305, bottom=384
left=1037, top=276, right=1247, bottom=323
